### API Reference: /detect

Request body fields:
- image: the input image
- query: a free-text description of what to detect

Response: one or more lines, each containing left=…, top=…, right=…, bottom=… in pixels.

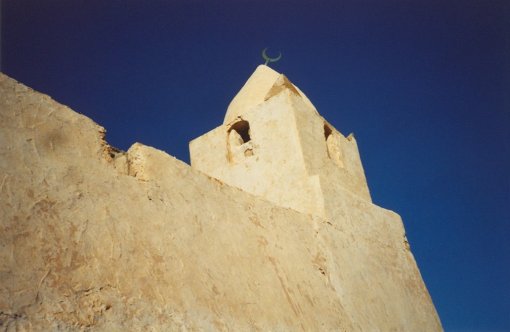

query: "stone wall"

left=0, top=73, right=441, bottom=331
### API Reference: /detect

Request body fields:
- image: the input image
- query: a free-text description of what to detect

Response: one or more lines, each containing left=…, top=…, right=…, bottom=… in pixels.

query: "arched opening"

left=227, top=120, right=253, bottom=163
left=324, top=123, right=345, bottom=168
left=324, top=123, right=332, bottom=141
left=229, top=120, right=251, bottom=143
left=324, top=123, right=333, bottom=159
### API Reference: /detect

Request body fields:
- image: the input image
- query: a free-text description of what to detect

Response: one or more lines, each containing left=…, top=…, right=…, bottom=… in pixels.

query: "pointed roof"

left=223, top=65, right=317, bottom=124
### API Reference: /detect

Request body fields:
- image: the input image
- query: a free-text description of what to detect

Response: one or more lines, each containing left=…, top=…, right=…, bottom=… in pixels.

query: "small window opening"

left=229, top=120, right=251, bottom=143
left=324, top=124, right=332, bottom=141
left=323, top=123, right=345, bottom=168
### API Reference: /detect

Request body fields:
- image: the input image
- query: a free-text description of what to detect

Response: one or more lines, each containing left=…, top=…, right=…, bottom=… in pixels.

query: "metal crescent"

left=262, top=48, right=282, bottom=64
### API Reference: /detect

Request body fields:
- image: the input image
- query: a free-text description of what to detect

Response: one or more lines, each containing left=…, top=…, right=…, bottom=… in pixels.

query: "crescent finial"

left=262, top=48, right=282, bottom=66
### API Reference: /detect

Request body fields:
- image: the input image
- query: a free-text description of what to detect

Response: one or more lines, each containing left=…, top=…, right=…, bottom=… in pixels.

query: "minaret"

left=189, top=65, right=371, bottom=218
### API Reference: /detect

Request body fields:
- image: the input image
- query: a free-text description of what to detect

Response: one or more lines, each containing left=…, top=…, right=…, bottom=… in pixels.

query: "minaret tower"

left=190, top=65, right=371, bottom=218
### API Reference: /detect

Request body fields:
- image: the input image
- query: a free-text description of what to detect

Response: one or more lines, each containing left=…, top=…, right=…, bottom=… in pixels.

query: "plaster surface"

left=0, top=71, right=441, bottom=331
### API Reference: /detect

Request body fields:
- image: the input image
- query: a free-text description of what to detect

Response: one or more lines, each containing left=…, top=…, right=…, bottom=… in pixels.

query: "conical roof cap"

left=224, top=65, right=317, bottom=124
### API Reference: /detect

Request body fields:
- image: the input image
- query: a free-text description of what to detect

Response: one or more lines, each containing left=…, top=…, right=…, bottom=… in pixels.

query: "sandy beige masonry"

left=191, top=65, right=371, bottom=218
left=0, top=71, right=442, bottom=330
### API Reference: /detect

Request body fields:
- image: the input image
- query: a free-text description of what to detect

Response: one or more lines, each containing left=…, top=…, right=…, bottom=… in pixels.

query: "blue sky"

left=2, top=1, right=509, bottom=330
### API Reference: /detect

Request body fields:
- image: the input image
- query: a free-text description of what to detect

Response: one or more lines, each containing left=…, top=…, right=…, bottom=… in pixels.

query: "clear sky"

left=2, top=1, right=509, bottom=330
